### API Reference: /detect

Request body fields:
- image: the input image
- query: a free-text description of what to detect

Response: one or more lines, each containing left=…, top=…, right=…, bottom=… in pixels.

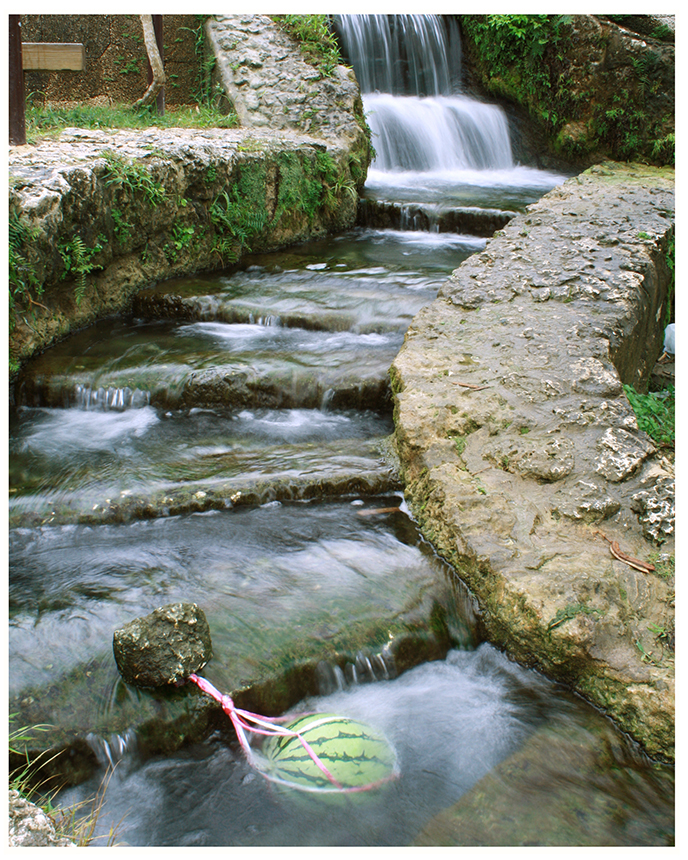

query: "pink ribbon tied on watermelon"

left=188, top=673, right=346, bottom=789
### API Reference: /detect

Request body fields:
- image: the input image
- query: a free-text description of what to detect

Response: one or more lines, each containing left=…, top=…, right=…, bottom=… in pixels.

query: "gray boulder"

left=9, top=790, right=76, bottom=847
left=113, top=602, right=213, bottom=687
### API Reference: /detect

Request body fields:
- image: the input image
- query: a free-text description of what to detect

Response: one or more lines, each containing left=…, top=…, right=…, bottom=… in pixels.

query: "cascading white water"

left=334, top=13, right=462, bottom=96
left=365, top=93, right=514, bottom=172
left=333, top=14, right=514, bottom=174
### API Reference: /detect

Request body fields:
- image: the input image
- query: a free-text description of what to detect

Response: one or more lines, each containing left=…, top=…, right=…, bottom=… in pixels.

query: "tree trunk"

left=135, top=14, right=165, bottom=109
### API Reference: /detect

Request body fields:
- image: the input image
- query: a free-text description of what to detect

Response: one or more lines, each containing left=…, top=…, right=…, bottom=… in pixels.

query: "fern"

left=209, top=189, right=267, bottom=252
left=9, top=210, right=42, bottom=315
left=58, top=235, right=106, bottom=304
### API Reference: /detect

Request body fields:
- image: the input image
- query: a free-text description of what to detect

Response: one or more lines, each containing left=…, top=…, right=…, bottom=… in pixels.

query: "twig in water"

left=357, top=507, right=400, bottom=516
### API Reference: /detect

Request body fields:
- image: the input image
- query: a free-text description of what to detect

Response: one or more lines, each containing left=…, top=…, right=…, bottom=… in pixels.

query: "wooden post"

left=146, top=14, right=165, bottom=116
left=9, top=15, right=26, bottom=146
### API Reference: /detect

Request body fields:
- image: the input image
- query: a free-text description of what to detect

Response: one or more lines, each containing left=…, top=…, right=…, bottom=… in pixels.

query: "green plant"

left=114, top=54, right=141, bottom=76
left=635, top=639, right=663, bottom=666
left=58, top=235, right=106, bottom=303
left=10, top=716, right=122, bottom=846
left=209, top=186, right=267, bottom=262
left=648, top=552, right=674, bottom=579
left=111, top=208, right=133, bottom=243
left=462, top=14, right=673, bottom=165
left=164, top=222, right=196, bottom=262
left=181, top=16, right=220, bottom=108
left=647, top=622, right=669, bottom=642
left=270, top=149, right=349, bottom=225
left=9, top=716, right=53, bottom=798
left=461, top=15, right=573, bottom=132
left=271, top=14, right=342, bottom=78
left=9, top=209, right=43, bottom=320
left=451, top=436, right=467, bottom=457
left=331, top=172, right=358, bottom=203
left=548, top=602, right=603, bottom=631
left=623, top=383, right=674, bottom=447
left=652, top=133, right=675, bottom=164
left=100, top=151, right=166, bottom=206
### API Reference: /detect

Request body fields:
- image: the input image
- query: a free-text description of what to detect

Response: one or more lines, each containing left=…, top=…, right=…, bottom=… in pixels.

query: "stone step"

left=357, top=197, right=517, bottom=237
left=9, top=427, right=400, bottom=527
left=9, top=497, right=475, bottom=787
left=13, top=318, right=401, bottom=413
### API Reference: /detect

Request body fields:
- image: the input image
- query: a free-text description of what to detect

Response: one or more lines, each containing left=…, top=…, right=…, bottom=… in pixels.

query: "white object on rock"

left=663, top=323, right=675, bottom=356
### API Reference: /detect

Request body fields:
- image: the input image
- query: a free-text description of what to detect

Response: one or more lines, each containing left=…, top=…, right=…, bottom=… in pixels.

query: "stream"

left=8, top=14, right=674, bottom=847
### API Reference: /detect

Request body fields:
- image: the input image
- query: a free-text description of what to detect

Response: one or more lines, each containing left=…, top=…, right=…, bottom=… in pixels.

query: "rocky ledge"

left=391, top=161, right=675, bottom=761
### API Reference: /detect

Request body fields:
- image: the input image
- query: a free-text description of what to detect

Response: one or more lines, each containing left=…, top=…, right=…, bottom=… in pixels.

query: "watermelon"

left=258, top=712, right=399, bottom=796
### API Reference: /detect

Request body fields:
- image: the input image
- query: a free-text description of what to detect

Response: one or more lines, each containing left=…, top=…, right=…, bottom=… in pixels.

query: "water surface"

left=56, top=645, right=674, bottom=847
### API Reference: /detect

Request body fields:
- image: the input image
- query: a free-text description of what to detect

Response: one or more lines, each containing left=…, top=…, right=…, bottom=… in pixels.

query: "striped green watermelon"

left=259, top=713, right=399, bottom=796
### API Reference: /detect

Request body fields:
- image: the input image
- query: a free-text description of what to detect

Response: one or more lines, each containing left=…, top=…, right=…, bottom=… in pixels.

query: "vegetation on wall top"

left=270, top=14, right=342, bottom=79
left=460, top=14, right=674, bottom=167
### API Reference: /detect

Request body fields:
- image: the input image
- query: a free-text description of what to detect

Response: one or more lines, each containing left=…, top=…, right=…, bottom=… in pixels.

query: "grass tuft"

left=623, top=383, right=674, bottom=447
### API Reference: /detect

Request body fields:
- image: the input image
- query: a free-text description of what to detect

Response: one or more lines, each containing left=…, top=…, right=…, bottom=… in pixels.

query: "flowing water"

left=9, top=14, right=673, bottom=847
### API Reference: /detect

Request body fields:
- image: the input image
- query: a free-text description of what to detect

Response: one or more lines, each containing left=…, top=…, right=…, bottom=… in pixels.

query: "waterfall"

left=364, top=93, right=513, bottom=172
left=333, top=14, right=514, bottom=174
left=333, top=14, right=462, bottom=96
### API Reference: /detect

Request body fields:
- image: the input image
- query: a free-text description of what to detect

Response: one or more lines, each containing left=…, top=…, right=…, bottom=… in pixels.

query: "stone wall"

left=20, top=14, right=200, bottom=107
left=206, top=16, right=368, bottom=147
left=391, top=161, right=675, bottom=761
left=460, top=14, right=675, bottom=167
left=9, top=127, right=362, bottom=371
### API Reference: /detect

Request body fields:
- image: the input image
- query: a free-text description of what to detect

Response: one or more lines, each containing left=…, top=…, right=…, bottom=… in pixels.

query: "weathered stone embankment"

left=9, top=127, right=362, bottom=370
left=391, top=160, right=675, bottom=761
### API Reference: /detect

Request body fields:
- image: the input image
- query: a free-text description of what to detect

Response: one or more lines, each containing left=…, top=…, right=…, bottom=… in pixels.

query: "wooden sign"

left=22, top=43, right=85, bottom=71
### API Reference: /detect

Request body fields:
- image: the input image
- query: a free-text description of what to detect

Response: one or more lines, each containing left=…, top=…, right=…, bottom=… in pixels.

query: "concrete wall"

left=20, top=14, right=200, bottom=107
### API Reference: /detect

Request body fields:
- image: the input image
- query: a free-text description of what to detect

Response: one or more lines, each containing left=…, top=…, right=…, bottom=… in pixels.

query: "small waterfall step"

left=10, top=407, right=400, bottom=526
left=9, top=494, right=466, bottom=776
left=334, top=15, right=512, bottom=174
left=335, top=14, right=568, bottom=211
left=130, top=263, right=436, bottom=336
left=128, top=228, right=482, bottom=333
left=13, top=317, right=399, bottom=413
left=357, top=198, right=516, bottom=237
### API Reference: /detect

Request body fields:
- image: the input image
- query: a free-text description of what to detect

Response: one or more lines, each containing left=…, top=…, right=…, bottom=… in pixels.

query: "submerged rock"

left=113, top=602, right=213, bottom=687
left=413, top=716, right=674, bottom=846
